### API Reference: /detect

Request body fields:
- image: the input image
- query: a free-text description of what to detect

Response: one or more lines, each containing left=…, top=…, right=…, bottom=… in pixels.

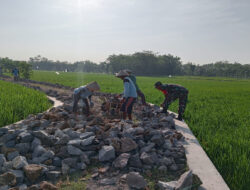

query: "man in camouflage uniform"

left=154, top=81, right=188, bottom=121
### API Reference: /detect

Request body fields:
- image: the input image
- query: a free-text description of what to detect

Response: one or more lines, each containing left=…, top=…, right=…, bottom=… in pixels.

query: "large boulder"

left=120, top=137, right=138, bottom=152
left=32, top=145, right=46, bottom=158
left=99, top=178, right=116, bottom=186
left=99, top=146, right=115, bottom=162
left=12, top=156, right=28, bottom=170
left=129, top=153, right=142, bottom=168
left=24, top=164, right=44, bottom=182
left=31, top=138, right=41, bottom=151
left=7, top=151, right=19, bottom=161
left=80, top=136, right=95, bottom=146
left=55, top=134, right=70, bottom=145
left=157, top=181, right=177, bottom=190
left=113, top=153, right=130, bottom=169
left=67, top=145, right=83, bottom=156
left=176, top=170, right=193, bottom=190
left=32, top=150, right=55, bottom=164
left=10, top=170, right=24, bottom=184
left=32, top=131, right=54, bottom=146
left=151, top=134, right=164, bottom=146
left=0, top=154, right=6, bottom=166
left=140, top=152, right=158, bottom=165
left=15, top=143, right=30, bottom=154
left=46, top=171, right=61, bottom=182
left=39, top=181, right=58, bottom=190
left=0, top=172, right=16, bottom=186
left=79, top=132, right=94, bottom=139
left=18, top=132, right=34, bottom=143
left=126, top=172, right=147, bottom=189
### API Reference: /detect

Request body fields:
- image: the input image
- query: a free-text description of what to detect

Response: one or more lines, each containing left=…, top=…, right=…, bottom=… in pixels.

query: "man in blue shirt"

left=12, top=68, right=19, bottom=81
left=125, top=69, right=146, bottom=105
left=116, top=70, right=137, bottom=120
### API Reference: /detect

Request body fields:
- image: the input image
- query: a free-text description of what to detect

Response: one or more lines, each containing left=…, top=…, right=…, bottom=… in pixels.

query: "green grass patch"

left=31, top=71, right=250, bottom=190
left=0, top=80, right=51, bottom=127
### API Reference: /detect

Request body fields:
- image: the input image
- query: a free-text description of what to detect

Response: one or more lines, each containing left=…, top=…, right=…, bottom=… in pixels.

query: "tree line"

left=1, top=51, right=250, bottom=79
left=0, top=57, right=32, bottom=79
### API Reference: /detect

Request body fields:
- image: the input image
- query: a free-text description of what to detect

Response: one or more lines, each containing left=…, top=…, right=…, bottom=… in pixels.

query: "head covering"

left=86, top=81, right=100, bottom=91
left=124, top=69, right=132, bottom=74
left=115, top=70, right=129, bottom=77
left=154, top=81, right=162, bottom=87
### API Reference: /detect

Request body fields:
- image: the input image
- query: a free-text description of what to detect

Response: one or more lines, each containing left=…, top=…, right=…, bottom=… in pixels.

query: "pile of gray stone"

left=0, top=90, right=200, bottom=190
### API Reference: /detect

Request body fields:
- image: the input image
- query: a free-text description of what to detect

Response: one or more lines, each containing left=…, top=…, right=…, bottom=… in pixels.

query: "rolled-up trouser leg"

left=137, top=90, right=146, bottom=104
left=178, top=92, right=188, bottom=119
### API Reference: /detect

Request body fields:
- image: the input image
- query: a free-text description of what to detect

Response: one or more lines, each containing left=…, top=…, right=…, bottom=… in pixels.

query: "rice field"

left=0, top=80, right=51, bottom=127
left=31, top=71, right=250, bottom=190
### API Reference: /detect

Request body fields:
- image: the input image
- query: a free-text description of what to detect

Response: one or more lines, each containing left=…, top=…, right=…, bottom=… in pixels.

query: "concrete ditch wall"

left=174, top=119, right=230, bottom=190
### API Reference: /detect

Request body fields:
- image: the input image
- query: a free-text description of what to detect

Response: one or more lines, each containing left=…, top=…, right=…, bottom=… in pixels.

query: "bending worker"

left=116, top=70, right=137, bottom=121
left=125, top=69, right=147, bottom=105
left=73, top=81, right=100, bottom=116
left=154, top=81, right=188, bottom=121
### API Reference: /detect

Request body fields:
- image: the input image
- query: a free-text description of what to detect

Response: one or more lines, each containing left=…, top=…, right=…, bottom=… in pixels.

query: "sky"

left=0, top=0, right=250, bottom=64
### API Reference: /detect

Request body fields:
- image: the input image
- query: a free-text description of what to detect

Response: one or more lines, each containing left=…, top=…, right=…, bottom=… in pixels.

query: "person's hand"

left=120, top=98, right=125, bottom=104
left=90, top=102, right=94, bottom=108
left=86, top=111, right=91, bottom=117
left=115, top=94, right=121, bottom=98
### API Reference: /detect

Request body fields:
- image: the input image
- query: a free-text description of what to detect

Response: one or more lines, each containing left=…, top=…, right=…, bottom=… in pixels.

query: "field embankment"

left=30, top=71, right=250, bottom=190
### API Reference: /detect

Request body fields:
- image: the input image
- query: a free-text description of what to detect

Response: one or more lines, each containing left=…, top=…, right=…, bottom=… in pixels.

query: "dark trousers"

left=137, top=90, right=146, bottom=105
left=163, top=92, right=188, bottom=118
left=73, top=93, right=90, bottom=114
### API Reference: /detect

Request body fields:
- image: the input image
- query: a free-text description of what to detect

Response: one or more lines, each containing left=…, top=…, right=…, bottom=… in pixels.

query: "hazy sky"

left=0, top=0, right=250, bottom=64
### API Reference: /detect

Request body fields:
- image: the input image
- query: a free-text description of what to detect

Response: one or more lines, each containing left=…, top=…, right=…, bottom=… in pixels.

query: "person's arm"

left=160, top=87, right=168, bottom=106
left=88, top=95, right=92, bottom=102
left=123, top=79, right=130, bottom=98
left=88, top=95, right=94, bottom=107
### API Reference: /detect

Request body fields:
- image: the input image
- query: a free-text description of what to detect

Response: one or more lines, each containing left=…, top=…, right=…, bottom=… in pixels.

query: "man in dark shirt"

left=154, top=81, right=188, bottom=121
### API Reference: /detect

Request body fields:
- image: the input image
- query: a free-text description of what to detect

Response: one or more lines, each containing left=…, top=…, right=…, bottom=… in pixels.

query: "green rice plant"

left=0, top=80, right=51, bottom=127
left=31, top=71, right=250, bottom=190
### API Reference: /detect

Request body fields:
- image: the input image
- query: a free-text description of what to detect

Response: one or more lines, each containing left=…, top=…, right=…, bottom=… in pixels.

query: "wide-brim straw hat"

left=86, top=81, right=100, bottom=91
left=124, top=69, right=132, bottom=74
left=115, top=70, right=129, bottom=77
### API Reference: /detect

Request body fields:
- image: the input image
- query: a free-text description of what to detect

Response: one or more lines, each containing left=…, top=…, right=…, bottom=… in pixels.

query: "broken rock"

left=120, top=137, right=138, bottom=153
left=99, top=145, right=115, bottom=162
left=126, top=172, right=147, bottom=189
left=0, top=172, right=17, bottom=186
left=24, top=164, right=43, bottom=182
left=113, top=153, right=130, bottom=169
